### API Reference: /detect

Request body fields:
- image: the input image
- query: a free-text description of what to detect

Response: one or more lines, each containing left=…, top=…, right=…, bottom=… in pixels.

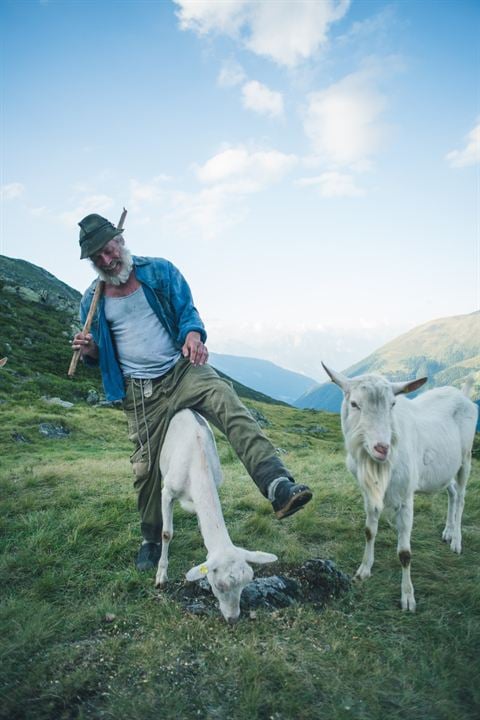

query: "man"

left=72, top=213, right=313, bottom=571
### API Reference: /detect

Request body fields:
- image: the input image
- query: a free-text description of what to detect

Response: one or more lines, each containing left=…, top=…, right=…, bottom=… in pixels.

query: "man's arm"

left=167, top=262, right=207, bottom=345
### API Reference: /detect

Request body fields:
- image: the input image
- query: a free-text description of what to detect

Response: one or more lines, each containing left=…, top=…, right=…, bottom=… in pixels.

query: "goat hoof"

left=401, top=597, right=416, bottom=612
left=354, top=569, right=371, bottom=582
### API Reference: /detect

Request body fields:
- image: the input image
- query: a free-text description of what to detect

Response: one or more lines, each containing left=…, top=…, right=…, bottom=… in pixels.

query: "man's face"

left=89, top=236, right=133, bottom=286
left=90, top=238, right=123, bottom=275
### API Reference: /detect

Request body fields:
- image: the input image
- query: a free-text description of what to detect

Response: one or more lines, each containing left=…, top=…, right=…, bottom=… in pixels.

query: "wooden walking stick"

left=68, top=207, right=127, bottom=378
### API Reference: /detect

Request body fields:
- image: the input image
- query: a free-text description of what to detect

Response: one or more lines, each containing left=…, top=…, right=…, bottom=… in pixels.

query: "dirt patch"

left=164, top=558, right=351, bottom=617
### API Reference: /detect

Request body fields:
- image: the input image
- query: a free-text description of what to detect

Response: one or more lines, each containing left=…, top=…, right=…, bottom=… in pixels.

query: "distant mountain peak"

left=295, top=310, right=480, bottom=413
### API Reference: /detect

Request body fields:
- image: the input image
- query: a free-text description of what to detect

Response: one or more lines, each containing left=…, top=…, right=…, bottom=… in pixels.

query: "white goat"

left=155, top=409, right=277, bottom=623
left=323, top=363, right=478, bottom=612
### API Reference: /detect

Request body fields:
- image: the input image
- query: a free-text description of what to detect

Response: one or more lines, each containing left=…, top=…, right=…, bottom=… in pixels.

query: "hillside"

left=295, top=311, right=480, bottom=414
left=209, top=352, right=317, bottom=404
left=1, top=363, right=479, bottom=720
left=0, top=255, right=283, bottom=407
left=0, top=254, right=81, bottom=315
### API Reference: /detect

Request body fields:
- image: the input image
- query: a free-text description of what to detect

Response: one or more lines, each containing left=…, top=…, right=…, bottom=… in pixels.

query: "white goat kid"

left=323, top=363, right=477, bottom=612
left=155, top=409, right=277, bottom=623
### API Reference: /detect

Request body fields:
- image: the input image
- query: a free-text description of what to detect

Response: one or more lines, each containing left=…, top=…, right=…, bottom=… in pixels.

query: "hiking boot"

left=270, top=478, right=313, bottom=519
left=135, top=541, right=162, bottom=571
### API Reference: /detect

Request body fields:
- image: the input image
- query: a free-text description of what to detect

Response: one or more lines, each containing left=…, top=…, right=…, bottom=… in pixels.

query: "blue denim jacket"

left=80, top=256, right=207, bottom=401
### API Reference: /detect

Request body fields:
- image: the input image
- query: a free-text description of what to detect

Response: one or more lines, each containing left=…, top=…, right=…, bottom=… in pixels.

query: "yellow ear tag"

left=200, top=565, right=209, bottom=575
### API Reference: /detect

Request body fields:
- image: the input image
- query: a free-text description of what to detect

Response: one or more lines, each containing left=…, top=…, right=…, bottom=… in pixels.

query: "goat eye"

left=351, top=401, right=360, bottom=409
left=391, top=401, right=396, bottom=408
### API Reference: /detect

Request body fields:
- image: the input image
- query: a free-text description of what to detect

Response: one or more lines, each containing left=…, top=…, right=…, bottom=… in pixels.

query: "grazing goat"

left=323, top=363, right=478, bottom=612
left=155, top=409, right=277, bottom=623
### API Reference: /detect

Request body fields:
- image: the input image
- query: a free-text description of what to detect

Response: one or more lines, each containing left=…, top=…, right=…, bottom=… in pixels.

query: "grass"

left=1, top=397, right=479, bottom=720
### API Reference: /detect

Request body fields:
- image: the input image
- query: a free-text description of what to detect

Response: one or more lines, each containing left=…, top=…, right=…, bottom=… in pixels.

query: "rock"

left=169, top=558, right=351, bottom=617
left=247, top=407, right=270, bottom=427
left=309, top=425, right=328, bottom=435
left=41, top=396, right=74, bottom=409
left=288, top=425, right=328, bottom=436
left=240, top=576, right=301, bottom=610
left=184, top=600, right=210, bottom=616
left=39, top=423, right=70, bottom=439
left=86, top=389, right=99, bottom=405
left=12, top=432, right=30, bottom=443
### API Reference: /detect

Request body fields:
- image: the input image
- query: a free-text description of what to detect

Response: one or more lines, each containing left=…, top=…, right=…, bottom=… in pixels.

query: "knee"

left=132, top=461, right=149, bottom=485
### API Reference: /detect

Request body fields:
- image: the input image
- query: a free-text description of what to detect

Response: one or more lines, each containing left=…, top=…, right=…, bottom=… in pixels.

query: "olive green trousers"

left=123, top=357, right=293, bottom=542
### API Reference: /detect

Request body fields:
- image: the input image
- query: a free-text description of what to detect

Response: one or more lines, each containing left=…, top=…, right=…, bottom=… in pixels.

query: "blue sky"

left=1, top=0, right=479, bottom=380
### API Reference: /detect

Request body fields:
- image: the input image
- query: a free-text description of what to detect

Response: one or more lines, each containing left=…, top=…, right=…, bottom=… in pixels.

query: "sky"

left=1, top=0, right=479, bottom=381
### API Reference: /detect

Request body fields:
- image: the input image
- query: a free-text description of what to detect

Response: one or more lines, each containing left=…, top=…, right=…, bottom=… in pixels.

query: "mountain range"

left=295, top=311, right=480, bottom=414
left=209, top=352, right=317, bottom=404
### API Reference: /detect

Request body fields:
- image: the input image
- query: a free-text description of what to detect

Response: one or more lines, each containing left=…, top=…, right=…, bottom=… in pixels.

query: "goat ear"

left=322, top=362, right=350, bottom=392
left=241, top=550, right=278, bottom=565
left=186, top=561, right=210, bottom=582
left=391, top=377, right=428, bottom=396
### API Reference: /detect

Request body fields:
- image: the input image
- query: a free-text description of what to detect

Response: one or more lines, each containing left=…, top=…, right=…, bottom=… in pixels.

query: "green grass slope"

left=1, top=396, right=479, bottom=720
left=1, top=256, right=479, bottom=719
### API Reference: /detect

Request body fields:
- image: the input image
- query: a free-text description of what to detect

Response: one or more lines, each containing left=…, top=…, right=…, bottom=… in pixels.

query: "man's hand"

left=71, top=332, right=99, bottom=360
left=182, top=331, right=208, bottom=366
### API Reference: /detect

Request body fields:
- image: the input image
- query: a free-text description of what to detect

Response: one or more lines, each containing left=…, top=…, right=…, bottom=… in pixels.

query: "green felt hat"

left=78, top=214, right=123, bottom=259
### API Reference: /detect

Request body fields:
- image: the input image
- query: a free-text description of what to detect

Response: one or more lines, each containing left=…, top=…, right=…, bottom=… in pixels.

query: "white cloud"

left=446, top=121, right=480, bottom=168
left=297, top=171, right=365, bottom=197
left=129, top=176, right=171, bottom=212
left=195, top=146, right=297, bottom=187
left=59, top=194, right=115, bottom=227
left=1, top=182, right=25, bottom=200
left=168, top=184, right=246, bottom=240
left=304, top=65, right=387, bottom=167
left=241, top=80, right=284, bottom=117
left=169, top=145, right=297, bottom=239
left=174, top=0, right=350, bottom=67
left=175, top=0, right=248, bottom=36
left=217, top=59, right=246, bottom=87
left=244, top=0, right=350, bottom=67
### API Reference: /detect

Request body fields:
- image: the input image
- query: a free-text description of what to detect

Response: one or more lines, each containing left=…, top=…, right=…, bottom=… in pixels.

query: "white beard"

left=92, top=246, right=134, bottom=286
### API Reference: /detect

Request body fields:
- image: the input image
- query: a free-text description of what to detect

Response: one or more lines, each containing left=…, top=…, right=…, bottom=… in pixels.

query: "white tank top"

left=104, top=286, right=180, bottom=378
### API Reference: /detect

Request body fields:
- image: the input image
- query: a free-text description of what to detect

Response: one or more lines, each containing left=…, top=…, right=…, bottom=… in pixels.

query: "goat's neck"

left=190, top=471, right=234, bottom=554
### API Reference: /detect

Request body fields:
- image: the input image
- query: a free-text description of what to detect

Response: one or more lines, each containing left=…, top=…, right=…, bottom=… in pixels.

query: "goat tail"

left=461, top=375, right=475, bottom=398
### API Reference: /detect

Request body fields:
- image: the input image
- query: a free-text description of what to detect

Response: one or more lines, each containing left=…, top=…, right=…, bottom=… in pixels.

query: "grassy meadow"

left=1, top=396, right=479, bottom=720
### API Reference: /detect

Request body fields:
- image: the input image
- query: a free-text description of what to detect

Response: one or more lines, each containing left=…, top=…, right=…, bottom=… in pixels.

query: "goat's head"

left=322, top=363, right=427, bottom=463
left=186, top=547, right=277, bottom=623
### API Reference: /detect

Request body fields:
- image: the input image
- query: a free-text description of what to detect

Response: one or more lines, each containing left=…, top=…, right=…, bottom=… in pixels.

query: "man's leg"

left=171, top=361, right=313, bottom=517
left=123, top=376, right=177, bottom=569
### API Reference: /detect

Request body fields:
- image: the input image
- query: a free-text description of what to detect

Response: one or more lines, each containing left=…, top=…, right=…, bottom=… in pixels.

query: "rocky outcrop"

left=0, top=255, right=81, bottom=317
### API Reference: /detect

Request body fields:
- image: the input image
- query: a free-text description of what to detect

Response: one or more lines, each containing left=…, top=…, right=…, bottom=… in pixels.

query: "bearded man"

left=72, top=213, right=313, bottom=571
